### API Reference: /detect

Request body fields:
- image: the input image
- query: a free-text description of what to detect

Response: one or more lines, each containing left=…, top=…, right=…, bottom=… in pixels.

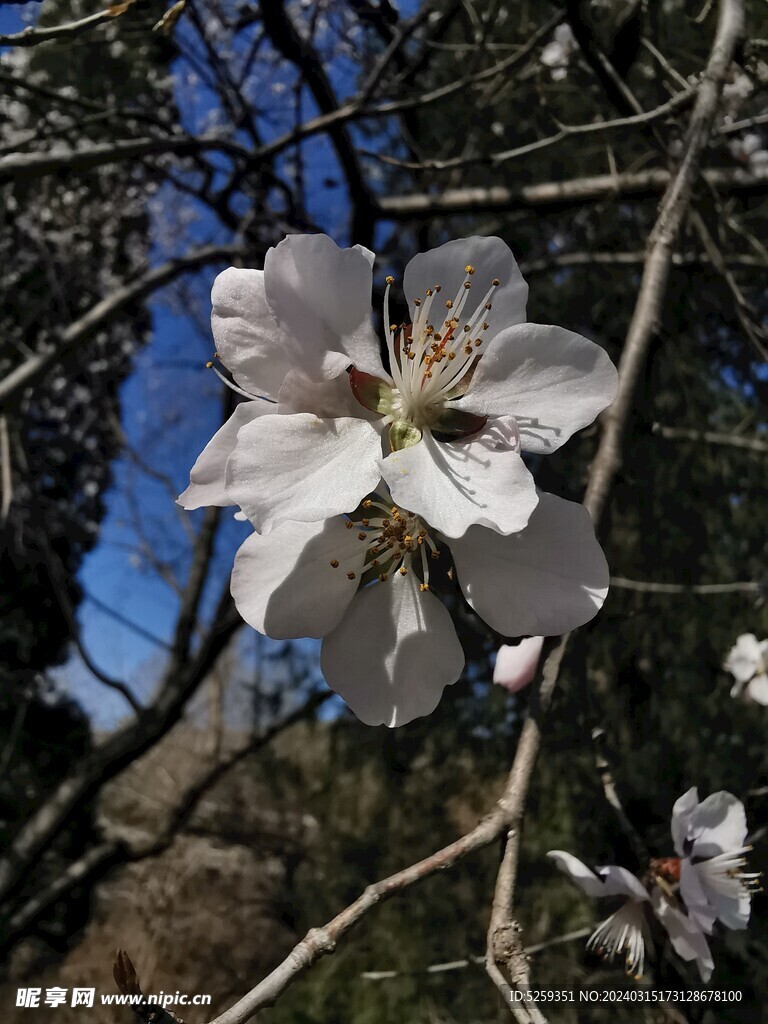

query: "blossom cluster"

left=180, top=234, right=617, bottom=725
left=550, top=789, right=760, bottom=982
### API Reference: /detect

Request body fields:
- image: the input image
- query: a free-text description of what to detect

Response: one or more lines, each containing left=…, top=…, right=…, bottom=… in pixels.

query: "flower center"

left=383, top=265, right=499, bottom=431
left=328, top=494, right=440, bottom=590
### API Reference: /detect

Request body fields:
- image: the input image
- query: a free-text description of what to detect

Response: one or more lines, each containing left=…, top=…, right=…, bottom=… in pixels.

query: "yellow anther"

left=362, top=499, right=372, bottom=508
left=464, top=346, right=473, bottom=355
left=378, top=573, right=388, bottom=582
left=445, top=299, right=453, bottom=308
left=390, top=324, right=398, bottom=332
left=463, top=324, right=471, bottom=332
left=372, top=559, right=380, bottom=567
left=399, top=566, right=408, bottom=575
left=205, top=360, right=214, bottom=368
left=435, top=284, right=442, bottom=292
left=424, top=370, right=432, bottom=378
left=329, top=559, right=340, bottom=568
left=404, top=534, right=412, bottom=543
left=430, top=550, right=440, bottom=559
left=347, top=571, right=356, bottom=580
left=426, top=325, right=434, bottom=334
left=492, top=278, right=500, bottom=286
left=361, top=518, right=370, bottom=526
left=485, top=302, right=492, bottom=310
left=345, top=521, right=354, bottom=529
left=358, top=532, right=367, bottom=541
left=419, top=583, right=430, bottom=592
left=426, top=289, right=432, bottom=297
left=448, top=351, right=456, bottom=360
left=463, top=281, right=471, bottom=289
left=407, top=351, right=415, bottom=360
left=414, top=297, right=421, bottom=306
left=433, top=333, right=442, bottom=342
left=385, top=275, right=395, bottom=284
left=418, top=529, right=427, bottom=537
left=474, top=339, right=482, bottom=347
left=464, top=264, right=475, bottom=274
left=482, top=322, right=489, bottom=330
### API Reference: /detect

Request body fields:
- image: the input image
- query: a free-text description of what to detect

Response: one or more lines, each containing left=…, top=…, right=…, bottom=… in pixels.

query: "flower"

left=549, top=850, right=714, bottom=982
left=547, top=851, right=653, bottom=978
left=230, top=483, right=608, bottom=727
left=540, top=23, right=577, bottom=81
left=670, top=788, right=760, bottom=933
left=727, top=133, right=768, bottom=171
left=180, top=234, right=617, bottom=540
left=724, top=633, right=768, bottom=705
left=493, top=636, right=544, bottom=693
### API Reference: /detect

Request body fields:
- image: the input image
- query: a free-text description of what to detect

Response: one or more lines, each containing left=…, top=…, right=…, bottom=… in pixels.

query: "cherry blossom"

left=230, top=484, right=608, bottom=727
left=180, top=234, right=617, bottom=540
left=549, top=851, right=714, bottom=982
left=671, top=788, right=760, bottom=933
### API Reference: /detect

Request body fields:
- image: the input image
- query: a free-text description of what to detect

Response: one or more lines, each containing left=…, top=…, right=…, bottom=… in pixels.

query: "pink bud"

left=493, top=637, right=545, bottom=693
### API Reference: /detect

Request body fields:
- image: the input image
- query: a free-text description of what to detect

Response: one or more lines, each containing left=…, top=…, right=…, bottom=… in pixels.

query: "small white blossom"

left=550, top=850, right=714, bottom=982
left=671, top=788, right=760, bottom=933
left=725, top=633, right=768, bottom=705
left=548, top=851, right=654, bottom=978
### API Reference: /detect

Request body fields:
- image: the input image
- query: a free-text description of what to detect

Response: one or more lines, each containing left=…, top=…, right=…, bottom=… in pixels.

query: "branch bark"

left=377, top=165, right=768, bottom=220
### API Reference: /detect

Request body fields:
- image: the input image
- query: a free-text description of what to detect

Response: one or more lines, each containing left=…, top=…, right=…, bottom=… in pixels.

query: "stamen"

left=207, top=362, right=266, bottom=402
left=329, top=560, right=339, bottom=568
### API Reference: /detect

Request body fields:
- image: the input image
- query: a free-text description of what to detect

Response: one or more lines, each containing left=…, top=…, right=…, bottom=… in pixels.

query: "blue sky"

left=2, top=0, right=395, bottom=726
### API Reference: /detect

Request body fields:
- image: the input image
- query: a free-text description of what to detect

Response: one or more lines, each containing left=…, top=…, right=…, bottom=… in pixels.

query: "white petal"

left=679, top=859, right=717, bottom=934
left=493, top=636, right=544, bottom=693
left=178, top=401, right=272, bottom=510
left=211, top=268, right=293, bottom=400
left=264, top=233, right=387, bottom=381
left=320, top=571, right=464, bottom=727
left=278, top=368, right=382, bottom=421
left=403, top=237, right=527, bottom=342
left=549, top=852, right=649, bottom=902
left=226, top=413, right=382, bottom=533
left=456, top=323, right=618, bottom=454
left=595, top=865, right=650, bottom=901
left=671, top=787, right=699, bottom=856
left=231, top=519, right=366, bottom=639
left=651, top=889, right=714, bottom=983
left=452, top=492, right=609, bottom=636
left=685, top=860, right=750, bottom=932
left=540, top=40, right=566, bottom=67
left=688, top=792, right=747, bottom=859
left=382, top=420, right=538, bottom=538
left=746, top=672, right=768, bottom=704
left=724, top=633, right=763, bottom=683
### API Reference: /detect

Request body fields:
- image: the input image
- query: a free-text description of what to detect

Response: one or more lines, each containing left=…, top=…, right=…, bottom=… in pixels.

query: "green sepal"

left=389, top=420, right=422, bottom=451
left=349, top=367, right=395, bottom=415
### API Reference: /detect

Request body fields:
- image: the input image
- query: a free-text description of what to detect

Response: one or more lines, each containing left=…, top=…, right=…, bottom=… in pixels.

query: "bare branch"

left=377, top=165, right=768, bottom=220
left=651, top=423, right=768, bottom=452
left=0, top=243, right=244, bottom=407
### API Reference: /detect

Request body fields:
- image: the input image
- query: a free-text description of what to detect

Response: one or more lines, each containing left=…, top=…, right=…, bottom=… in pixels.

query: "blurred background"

left=0, top=0, right=767, bottom=1020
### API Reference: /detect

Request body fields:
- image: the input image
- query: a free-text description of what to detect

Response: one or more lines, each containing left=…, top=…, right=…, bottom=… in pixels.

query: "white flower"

left=231, top=484, right=608, bottom=727
left=549, top=850, right=715, bottom=982
left=727, top=133, right=768, bottom=171
left=540, top=24, right=576, bottom=81
left=180, top=234, right=617, bottom=540
left=548, top=851, right=653, bottom=978
left=493, top=636, right=543, bottom=693
left=671, top=788, right=760, bottom=933
left=724, top=633, right=768, bottom=705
